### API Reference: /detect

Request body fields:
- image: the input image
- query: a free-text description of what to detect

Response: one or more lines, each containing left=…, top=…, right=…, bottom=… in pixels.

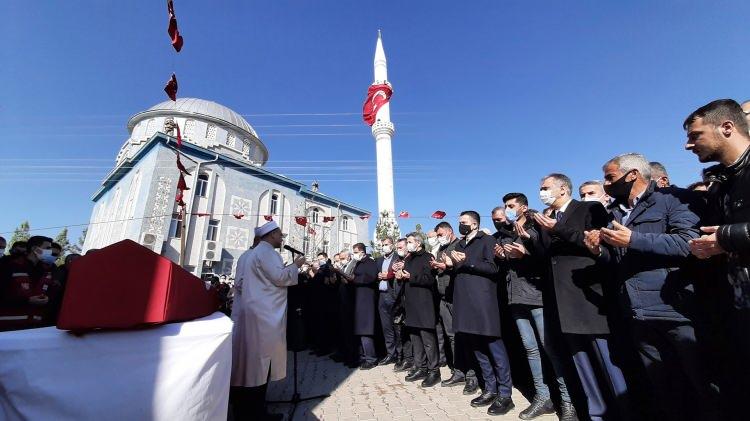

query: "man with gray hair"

left=649, top=161, right=670, bottom=188
left=585, top=152, right=716, bottom=419
left=579, top=180, right=610, bottom=206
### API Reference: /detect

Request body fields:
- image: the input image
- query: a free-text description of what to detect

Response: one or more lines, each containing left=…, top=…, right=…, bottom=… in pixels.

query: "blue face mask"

left=39, top=249, right=57, bottom=264
left=505, top=208, right=518, bottom=223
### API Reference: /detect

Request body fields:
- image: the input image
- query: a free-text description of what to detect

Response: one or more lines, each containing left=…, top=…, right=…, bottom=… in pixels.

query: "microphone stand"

left=267, top=248, right=330, bottom=419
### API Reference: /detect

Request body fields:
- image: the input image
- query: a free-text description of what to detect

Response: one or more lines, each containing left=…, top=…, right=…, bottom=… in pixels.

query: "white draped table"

left=0, top=312, right=233, bottom=421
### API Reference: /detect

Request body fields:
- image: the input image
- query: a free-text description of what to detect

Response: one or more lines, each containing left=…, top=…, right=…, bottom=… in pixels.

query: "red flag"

left=362, top=84, right=393, bottom=126
left=164, top=73, right=178, bottom=101
left=295, top=216, right=308, bottom=227
left=398, top=211, right=410, bottom=218
left=167, top=1, right=184, bottom=52
left=263, top=215, right=273, bottom=222
left=360, top=214, right=371, bottom=220
left=431, top=210, right=446, bottom=219
left=177, top=173, right=189, bottom=191
left=233, top=212, right=244, bottom=220
left=308, top=227, right=316, bottom=235
left=323, top=216, right=335, bottom=223
left=176, top=153, right=190, bottom=175
left=175, top=190, right=184, bottom=205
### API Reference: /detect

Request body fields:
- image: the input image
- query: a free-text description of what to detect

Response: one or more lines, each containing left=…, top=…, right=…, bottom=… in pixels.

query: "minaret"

left=371, top=30, right=396, bottom=220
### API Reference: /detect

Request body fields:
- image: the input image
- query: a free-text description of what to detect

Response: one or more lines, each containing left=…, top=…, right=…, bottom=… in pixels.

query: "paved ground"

left=266, top=351, right=559, bottom=421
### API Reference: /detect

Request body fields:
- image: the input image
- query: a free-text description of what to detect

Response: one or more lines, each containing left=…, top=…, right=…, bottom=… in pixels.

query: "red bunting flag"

left=167, top=0, right=184, bottom=52
left=263, top=215, right=273, bottom=222
left=308, top=227, right=316, bottom=235
left=323, top=216, right=335, bottom=223
left=177, top=173, right=189, bottom=191
left=360, top=214, right=371, bottom=220
left=295, top=216, right=308, bottom=227
left=176, top=153, right=190, bottom=175
left=398, top=211, right=410, bottom=218
left=175, top=190, right=184, bottom=206
left=164, top=73, right=178, bottom=101
left=233, top=212, right=244, bottom=220
left=431, top=210, right=446, bottom=219
left=362, top=84, right=393, bottom=126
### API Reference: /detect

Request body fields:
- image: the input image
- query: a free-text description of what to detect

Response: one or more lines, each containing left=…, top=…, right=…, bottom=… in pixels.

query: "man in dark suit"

left=533, top=173, right=630, bottom=421
left=375, top=237, right=400, bottom=365
left=337, top=243, right=379, bottom=370
left=445, top=211, right=515, bottom=416
left=585, top=153, right=718, bottom=420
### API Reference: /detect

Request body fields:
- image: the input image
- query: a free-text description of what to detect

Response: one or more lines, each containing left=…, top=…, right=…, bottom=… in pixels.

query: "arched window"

left=270, top=193, right=279, bottom=215
left=226, top=132, right=236, bottom=148
left=196, top=173, right=209, bottom=197
left=310, top=207, right=320, bottom=224
left=184, top=119, right=195, bottom=139
left=341, top=216, right=350, bottom=232
left=205, top=124, right=217, bottom=141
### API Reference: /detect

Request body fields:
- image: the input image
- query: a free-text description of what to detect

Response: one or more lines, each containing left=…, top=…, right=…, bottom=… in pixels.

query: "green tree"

left=54, top=228, right=73, bottom=265
left=371, top=211, right=400, bottom=256
left=71, top=228, right=87, bottom=254
left=9, top=221, right=31, bottom=248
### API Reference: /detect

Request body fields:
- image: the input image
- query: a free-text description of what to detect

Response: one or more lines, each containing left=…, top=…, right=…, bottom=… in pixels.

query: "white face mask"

left=352, top=252, right=363, bottom=261
left=437, top=236, right=449, bottom=246
left=427, top=237, right=438, bottom=247
left=582, top=195, right=603, bottom=202
left=381, top=245, right=393, bottom=254
left=539, top=189, right=556, bottom=206
left=397, top=249, right=406, bottom=257
left=406, top=243, right=417, bottom=252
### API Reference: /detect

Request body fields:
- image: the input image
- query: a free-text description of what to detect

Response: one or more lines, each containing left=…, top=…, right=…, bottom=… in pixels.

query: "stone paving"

left=266, top=351, right=559, bottom=421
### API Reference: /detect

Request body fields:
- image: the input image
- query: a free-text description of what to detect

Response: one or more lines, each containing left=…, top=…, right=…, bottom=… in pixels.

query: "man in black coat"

left=445, top=211, right=515, bottom=416
left=432, top=221, right=480, bottom=393
left=338, top=243, right=379, bottom=369
left=397, top=233, right=441, bottom=387
left=391, top=238, right=413, bottom=372
left=684, top=99, right=750, bottom=420
left=375, top=237, right=399, bottom=365
left=534, top=173, right=629, bottom=421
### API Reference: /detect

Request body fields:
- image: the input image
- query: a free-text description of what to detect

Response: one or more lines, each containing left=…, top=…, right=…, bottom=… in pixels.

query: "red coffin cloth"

left=57, top=239, right=219, bottom=331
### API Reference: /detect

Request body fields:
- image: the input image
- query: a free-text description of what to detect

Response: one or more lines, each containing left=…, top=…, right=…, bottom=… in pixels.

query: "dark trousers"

left=378, top=292, right=398, bottom=358
left=564, top=333, right=630, bottom=421
left=467, top=333, right=513, bottom=397
left=337, top=284, right=357, bottom=362
left=721, top=308, right=750, bottom=420
left=229, top=384, right=267, bottom=420
left=410, top=327, right=439, bottom=371
left=631, top=319, right=718, bottom=420
left=359, top=335, right=377, bottom=364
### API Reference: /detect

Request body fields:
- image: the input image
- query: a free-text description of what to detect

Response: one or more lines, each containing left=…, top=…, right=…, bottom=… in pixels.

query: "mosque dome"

left=121, top=98, right=268, bottom=166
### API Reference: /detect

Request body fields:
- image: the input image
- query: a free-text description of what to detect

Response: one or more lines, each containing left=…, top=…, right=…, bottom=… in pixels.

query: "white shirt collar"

left=557, top=198, right=573, bottom=213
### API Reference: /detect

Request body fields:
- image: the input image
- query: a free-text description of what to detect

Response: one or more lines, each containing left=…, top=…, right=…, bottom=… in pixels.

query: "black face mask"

left=493, top=220, right=510, bottom=232
left=458, top=223, right=472, bottom=236
left=604, top=171, right=635, bottom=203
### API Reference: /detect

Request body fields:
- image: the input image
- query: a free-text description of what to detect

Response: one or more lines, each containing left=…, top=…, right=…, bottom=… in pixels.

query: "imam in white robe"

left=230, top=241, right=299, bottom=387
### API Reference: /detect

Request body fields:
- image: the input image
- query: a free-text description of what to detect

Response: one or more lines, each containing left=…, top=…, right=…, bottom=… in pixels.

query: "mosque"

left=81, top=98, right=370, bottom=278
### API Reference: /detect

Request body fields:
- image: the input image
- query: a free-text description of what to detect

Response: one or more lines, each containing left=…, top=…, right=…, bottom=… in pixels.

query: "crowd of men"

left=287, top=99, right=750, bottom=421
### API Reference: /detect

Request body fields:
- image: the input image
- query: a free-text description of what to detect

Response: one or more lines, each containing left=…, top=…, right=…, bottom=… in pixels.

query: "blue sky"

left=1, top=1, right=749, bottom=244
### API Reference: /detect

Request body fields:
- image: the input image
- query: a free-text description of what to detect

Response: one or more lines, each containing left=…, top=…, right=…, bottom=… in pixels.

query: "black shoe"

left=487, top=396, right=515, bottom=416
left=560, top=402, right=579, bottom=421
left=378, top=355, right=398, bottom=366
left=394, top=361, right=413, bottom=373
left=470, top=391, right=498, bottom=407
left=405, top=368, right=428, bottom=382
left=462, top=377, right=479, bottom=395
left=359, top=361, right=376, bottom=370
left=519, top=395, right=554, bottom=420
left=420, top=370, right=441, bottom=388
left=441, top=371, right=466, bottom=387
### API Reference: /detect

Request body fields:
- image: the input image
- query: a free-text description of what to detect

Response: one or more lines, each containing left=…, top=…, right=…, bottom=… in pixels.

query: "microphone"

left=283, top=245, right=304, bottom=256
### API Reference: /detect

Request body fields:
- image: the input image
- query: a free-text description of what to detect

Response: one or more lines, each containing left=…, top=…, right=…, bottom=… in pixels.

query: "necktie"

left=555, top=211, right=564, bottom=221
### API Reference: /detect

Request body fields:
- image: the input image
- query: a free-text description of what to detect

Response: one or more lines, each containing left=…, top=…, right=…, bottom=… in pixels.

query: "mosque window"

left=169, top=212, right=183, bottom=238
left=226, top=133, right=236, bottom=148
left=184, top=119, right=195, bottom=139
left=241, top=140, right=250, bottom=156
left=341, top=217, right=350, bottom=232
left=270, top=193, right=279, bottom=215
left=206, top=219, right=220, bottom=241
left=322, top=240, right=329, bottom=256
left=310, top=208, right=320, bottom=224
left=206, top=124, right=217, bottom=141
left=196, top=173, right=209, bottom=197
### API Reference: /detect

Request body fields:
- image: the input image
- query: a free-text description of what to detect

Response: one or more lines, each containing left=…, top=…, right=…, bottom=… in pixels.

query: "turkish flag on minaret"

left=362, top=84, right=392, bottom=126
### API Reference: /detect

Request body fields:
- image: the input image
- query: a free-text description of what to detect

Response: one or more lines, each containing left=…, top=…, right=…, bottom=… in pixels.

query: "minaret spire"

left=370, top=31, right=396, bottom=222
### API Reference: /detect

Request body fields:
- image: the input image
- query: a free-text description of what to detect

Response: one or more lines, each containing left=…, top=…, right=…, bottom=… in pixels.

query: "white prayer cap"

left=254, top=221, right=280, bottom=237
